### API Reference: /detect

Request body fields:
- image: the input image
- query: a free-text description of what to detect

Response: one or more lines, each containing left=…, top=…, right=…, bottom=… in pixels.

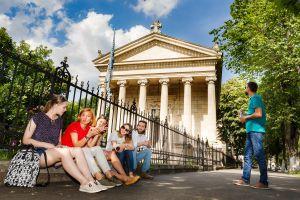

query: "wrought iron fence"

left=0, top=48, right=237, bottom=170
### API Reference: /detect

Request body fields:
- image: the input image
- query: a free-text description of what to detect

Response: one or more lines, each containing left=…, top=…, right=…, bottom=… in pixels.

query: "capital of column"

left=99, top=80, right=106, bottom=88
left=137, top=79, right=148, bottom=86
left=159, top=78, right=169, bottom=85
left=182, top=77, right=193, bottom=84
left=205, top=76, right=217, bottom=84
left=117, top=80, right=127, bottom=87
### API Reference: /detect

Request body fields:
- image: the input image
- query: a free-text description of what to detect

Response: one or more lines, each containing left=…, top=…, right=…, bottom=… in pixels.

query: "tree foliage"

left=0, top=27, right=56, bottom=126
left=217, top=77, right=248, bottom=157
left=211, top=0, right=300, bottom=168
left=0, top=28, right=83, bottom=148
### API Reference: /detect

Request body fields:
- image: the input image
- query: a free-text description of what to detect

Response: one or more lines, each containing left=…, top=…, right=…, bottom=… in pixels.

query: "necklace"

left=45, top=113, right=57, bottom=125
left=50, top=119, right=56, bottom=125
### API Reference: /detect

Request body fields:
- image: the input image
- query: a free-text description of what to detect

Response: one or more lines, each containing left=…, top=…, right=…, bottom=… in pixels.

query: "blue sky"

left=0, top=0, right=235, bottom=86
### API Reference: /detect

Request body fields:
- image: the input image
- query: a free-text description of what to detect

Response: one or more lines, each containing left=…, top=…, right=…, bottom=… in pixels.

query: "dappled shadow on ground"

left=0, top=170, right=299, bottom=200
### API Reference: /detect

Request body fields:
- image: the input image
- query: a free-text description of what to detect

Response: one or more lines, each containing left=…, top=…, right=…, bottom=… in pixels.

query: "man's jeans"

left=133, top=148, right=152, bottom=173
left=242, top=132, right=268, bottom=185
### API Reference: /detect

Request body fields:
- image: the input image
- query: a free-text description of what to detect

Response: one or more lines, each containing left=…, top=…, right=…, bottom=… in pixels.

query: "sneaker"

left=234, top=179, right=250, bottom=187
left=79, top=181, right=103, bottom=193
left=251, top=182, right=270, bottom=190
left=125, top=176, right=140, bottom=186
left=141, top=172, right=154, bottom=180
left=110, top=176, right=123, bottom=187
left=94, top=180, right=109, bottom=191
left=97, top=178, right=116, bottom=188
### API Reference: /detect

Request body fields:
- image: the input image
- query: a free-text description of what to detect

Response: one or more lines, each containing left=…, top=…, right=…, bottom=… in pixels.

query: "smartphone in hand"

left=238, top=110, right=243, bottom=118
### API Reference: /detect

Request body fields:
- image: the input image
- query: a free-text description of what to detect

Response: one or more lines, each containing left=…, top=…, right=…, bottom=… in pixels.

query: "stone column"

left=117, top=80, right=127, bottom=103
left=182, top=77, right=193, bottom=136
left=159, top=78, right=169, bottom=122
left=116, top=80, right=127, bottom=128
left=205, top=76, right=217, bottom=143
left=96, top=79, right=106, bottom=118
left=138, top=79, right=148, bottom=113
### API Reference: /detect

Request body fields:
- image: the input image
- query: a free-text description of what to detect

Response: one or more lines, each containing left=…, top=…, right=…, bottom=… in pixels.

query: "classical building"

left=93, top=21, right=222, bottom=143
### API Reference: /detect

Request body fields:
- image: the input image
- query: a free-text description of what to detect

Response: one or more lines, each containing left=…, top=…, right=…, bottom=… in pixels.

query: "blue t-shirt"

left=245, top=94, right=266, bottom=133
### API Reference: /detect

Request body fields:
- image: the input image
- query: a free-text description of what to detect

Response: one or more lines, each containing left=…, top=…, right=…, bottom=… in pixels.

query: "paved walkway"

left=0, top=169, right=299, bottom=200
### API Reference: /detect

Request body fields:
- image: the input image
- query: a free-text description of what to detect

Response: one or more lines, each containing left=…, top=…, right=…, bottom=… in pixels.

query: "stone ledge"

left=0, top=161, right=201, bottom=185
left=0, top=161, right=73, bottom=184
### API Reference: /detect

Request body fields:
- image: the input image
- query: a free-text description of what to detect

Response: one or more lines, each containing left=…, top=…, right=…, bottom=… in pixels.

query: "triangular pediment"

left=93, top=33, right=220, bottom=66
left=123, top=45, right=189, bottom=61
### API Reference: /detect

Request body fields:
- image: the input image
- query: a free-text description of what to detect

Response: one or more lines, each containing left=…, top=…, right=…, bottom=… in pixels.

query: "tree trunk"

left=281, top=122, right=287, bottom=172
left=287, top=122, right=300, bottom=171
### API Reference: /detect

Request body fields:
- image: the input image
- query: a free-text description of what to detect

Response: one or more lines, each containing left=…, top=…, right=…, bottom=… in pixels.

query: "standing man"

left=132, top=120, right=154, bottom=180
left=234, top=82, right=269, bottom=189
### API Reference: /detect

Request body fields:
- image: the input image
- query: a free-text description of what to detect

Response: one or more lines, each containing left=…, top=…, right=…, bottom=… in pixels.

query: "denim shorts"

left=35, top=147, right=46, bottom=156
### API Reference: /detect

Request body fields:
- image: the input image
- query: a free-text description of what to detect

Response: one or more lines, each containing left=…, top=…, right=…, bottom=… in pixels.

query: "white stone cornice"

left=159, top=78, right=170, bottom=85
left=137, top=79, right=148, bottom=86
left=182, top=77, right=193, bottom=84
left=205, top=76, right=217, bottom=84
left=117, top=80, right=127, bottom=87
left=100, top=71, right=216, bottom=81
left=96, top=56, right=219, bottom=68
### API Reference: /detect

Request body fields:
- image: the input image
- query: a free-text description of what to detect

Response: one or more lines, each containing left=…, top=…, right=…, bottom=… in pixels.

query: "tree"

left=210, top=0, right=300, bottom=170
left=217, top=77, right=248, bottom=158
left=0, top=28, right=56, bottom=125
left=0, top=28, right=56, bottom=148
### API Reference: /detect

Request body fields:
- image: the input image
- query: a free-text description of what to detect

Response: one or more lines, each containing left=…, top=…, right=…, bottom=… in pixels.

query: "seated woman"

left=22, top=94, right=104, bottom=193
left=97, top=116, right=140, bottom=183
left=61, top=108, right=139, bottom=186
left=109, top=123, right=136, bottom=178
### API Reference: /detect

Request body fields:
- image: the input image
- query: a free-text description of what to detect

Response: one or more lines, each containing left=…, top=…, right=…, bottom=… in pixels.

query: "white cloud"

left=49, top=12, right=149, bottom=86
left=133, top=0, right=180, bottom=17
left=0, top=14, right=11, bottom=27
left=0, top=0, right=66, bottom=43
left=0, top=2, right=150, bottom=87
left=0, top=0, right=67, bottom=15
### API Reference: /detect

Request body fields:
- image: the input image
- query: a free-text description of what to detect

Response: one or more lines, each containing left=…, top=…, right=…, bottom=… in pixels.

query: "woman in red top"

left=61, top=108, right=139, bottom=186
left=22, top=95, right=103, bottom=193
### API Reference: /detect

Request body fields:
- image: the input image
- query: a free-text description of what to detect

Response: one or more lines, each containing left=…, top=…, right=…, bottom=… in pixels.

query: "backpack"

left=4, top=144, right=50, bottom=187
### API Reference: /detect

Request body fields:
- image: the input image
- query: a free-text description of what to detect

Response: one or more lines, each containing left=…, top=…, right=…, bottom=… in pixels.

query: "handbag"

left=4, top=144, right=50, bottom=187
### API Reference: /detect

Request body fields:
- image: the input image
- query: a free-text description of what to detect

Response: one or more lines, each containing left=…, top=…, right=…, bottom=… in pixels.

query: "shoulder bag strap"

left=36, top=150, right=50, bottom=187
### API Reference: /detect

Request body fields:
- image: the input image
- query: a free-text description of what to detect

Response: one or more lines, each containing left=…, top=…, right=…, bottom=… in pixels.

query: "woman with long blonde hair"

left=61, top=108, right=139, bottom=186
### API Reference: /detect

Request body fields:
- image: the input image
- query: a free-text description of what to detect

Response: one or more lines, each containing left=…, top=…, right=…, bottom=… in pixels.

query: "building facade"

left=93, top=22, right=222, bottom=143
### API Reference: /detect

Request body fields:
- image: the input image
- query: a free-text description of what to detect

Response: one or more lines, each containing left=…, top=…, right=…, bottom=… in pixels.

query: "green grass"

left=288, top=170, right=300, bottom=176
left=0, top=149, right=16, bottom=160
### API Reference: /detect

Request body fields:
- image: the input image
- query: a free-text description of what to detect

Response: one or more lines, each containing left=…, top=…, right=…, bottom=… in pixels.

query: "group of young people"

left=22, top=94, right=153, bottom=193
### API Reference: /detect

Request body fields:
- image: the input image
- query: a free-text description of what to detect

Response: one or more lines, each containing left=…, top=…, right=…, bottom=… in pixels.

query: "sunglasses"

left=121, top=126, right=130, bottom=132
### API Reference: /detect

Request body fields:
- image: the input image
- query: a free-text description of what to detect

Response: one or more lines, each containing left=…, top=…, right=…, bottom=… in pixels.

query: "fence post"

left=130, top=99, right=137, bottom=125
left=201, top=139, right=205, bottom=171
left=197, top=136, right=200, bottom=166
left=163, top=118, right=168, bottom=164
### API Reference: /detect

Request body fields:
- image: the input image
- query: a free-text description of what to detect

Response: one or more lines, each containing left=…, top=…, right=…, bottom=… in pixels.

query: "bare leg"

left=69, top=147, right=94, bottom=182
left=104, top=171, right=113, bottom=179
left=107, top=151, right=130, bottom=182
left=40, top=148, right=89, bottom=185
left=111, top=171, right=128, bottom=182
left=94, top=171, right=105, bottom=180
left=109, top=151, right=126, bottom=175
left=129, top=172, right=134, bottom=178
